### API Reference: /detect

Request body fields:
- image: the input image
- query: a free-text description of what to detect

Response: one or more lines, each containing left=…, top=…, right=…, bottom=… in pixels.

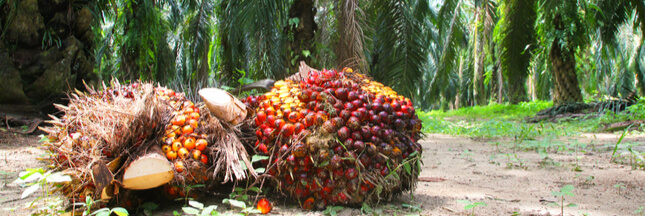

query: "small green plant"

left=634, top=206, right=644, bottom=216
left=13, top=168, right=71, bottom=200
left=457, top=200, right=487, bottom=216
left=78, top=197, right=129, bottom=216
left=222, top=197, right=260, bottom=215
left=182, top=200, right=218, bottom=216
left=323, top=205, right=344, bottom=216
left=550, top=185, right=577, bottom=215
left=461, top=149, right=474, bottom=161
left=614, top=183, right=626, bottom=195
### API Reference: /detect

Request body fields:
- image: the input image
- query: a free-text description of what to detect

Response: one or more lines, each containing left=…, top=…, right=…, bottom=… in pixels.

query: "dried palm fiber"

left=39, top=80, right=256, bottom=209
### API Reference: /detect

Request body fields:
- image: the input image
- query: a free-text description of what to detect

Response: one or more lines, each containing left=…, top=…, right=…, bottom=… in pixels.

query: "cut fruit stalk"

left=122, top=145, right=174, bottom=190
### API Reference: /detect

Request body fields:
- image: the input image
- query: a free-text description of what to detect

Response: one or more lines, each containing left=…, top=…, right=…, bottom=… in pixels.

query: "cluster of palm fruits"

left=156, top=87, right=212, bottom=198
left=241, top=68, right=422, bottom=210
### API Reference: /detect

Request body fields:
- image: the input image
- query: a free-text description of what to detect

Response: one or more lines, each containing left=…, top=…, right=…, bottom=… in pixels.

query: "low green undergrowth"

left=418, top=100, right=645, bottom=139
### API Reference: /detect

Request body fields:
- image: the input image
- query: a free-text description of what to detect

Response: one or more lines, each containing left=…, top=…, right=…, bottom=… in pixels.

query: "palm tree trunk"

left=287, top=0, right=316, bottom=74
left=549, top=14, right=583, bottom=106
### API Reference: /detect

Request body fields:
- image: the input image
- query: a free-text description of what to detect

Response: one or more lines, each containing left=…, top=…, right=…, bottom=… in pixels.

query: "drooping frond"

left=499, top=0, right=536, bottom=103
left=369, top=0, right=430, bottom=100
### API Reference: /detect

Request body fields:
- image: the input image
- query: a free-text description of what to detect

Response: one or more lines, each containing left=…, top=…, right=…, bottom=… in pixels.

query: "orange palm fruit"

left=256, top=198, right=272, bottom=214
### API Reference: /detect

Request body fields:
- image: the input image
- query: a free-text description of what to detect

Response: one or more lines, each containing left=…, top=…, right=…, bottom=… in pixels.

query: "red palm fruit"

left=337, top=192, right=349, bottom=203
left=344, top=102, right=355, bottom=111
left=321, top=121, right=335, bottom=134
left=330, top=155, right=342, bottom=169
left=293, top=142, right=307, bottom=157
left=299, top=89, right=312, bottom=102
left=310, top=91, right=319, bottom=102
left=263, top=127, right=274, bottom=138
left=266, top=107, right=276, bottom=116
left=257, top=198, right=272, bottom=214
left=351, top=111, right=363, bottom=122
left=274, top=119, right=286, bottom=130
left=371, top=125, right=382, bottom=137
left=380, top=166, right=389, bottom=176
left=266, top=115, right=276, bottom=127
left=392, top=147, right=402, bottom=158
left=334, top=144, right=345, bottom=155
left=257, top=143, right=269, bottom=155
left=331, top=117, right=345, bottom=128
left=351, top=99, right=362, bottom=109
left=346, top=116, right=360, bottom=131
left=359, top=127, right=371, bottom=140
left=288, top=112, right=299, bottom=122
left=401, top=105, right=409, bottom=114
left=255, top=130, right=263, bottom=139
left=347, top=91, right=358, bottom=101
left=294, top=123, right=304, bottom=135
left=380, top=143, right=393, bottom=156
left=340, top=110, right=352, bottom=120
left=359, top=154, right=371, bottom=167
left=351, top=131, right=362, bottom=141
left=335, top=88, right=348, bottom=101
left=353, top=140, right=365, bottom=152
left=337, top=126, right=350, bottom=140
left=383, top=103, right=394, bottom=114
left=394, top=118, right=406, bottom=130
left=304, top=114, right=315, bottom=127
left=370, top=114, right=381, bottom=125
left=370, top=135, right=381, bottom=144
left=345, top=168, right=358, bottom=179
left=378, top=111, right=390, bottom=124
left=365, top=143, right=377, bottom=156
left=286, top=154, right=296, bottom=166
left=391, top=100, right=401, bottom=111
left=281, top=123, right=295, bottom=136
left=303, top=197, right=315, bottom=210
left=279, top=144, right=289, bottom=156
left=314, top=113, right=326, bottom=126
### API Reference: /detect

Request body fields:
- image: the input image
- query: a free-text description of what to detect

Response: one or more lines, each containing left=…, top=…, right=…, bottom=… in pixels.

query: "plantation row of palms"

left=3, top=0, right=643, bottom=110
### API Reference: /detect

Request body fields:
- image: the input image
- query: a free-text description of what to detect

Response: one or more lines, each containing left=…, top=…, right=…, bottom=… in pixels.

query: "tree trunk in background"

left=121, top=3, right=141, bottom=82
left=549, top=14, right=583, bottom=106
left=0, top=0, right=96, bottom=110
left=474, top=33, right=486, bottom=105
left=287, top=0, right=317, bottom=74
left=633, top=41, right=645, bottom=96
left=489, top=44, right=502, bottom=103
left=336, top=0, right=366, bottom=72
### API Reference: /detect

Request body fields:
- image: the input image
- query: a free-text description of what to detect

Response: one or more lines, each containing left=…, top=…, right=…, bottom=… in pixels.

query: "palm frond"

left=499, top=0, right=536, bottom=103
left=369, top=0, right=430, bottom=100
left=336, top=0, right=367, bottom=72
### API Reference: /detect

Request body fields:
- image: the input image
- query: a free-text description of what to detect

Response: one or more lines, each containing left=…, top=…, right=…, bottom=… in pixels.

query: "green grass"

left=418, top=100, right=645, bottom=139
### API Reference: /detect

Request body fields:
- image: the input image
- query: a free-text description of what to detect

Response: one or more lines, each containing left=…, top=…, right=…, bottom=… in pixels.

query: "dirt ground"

left=1, top=107, right=645, bottom=215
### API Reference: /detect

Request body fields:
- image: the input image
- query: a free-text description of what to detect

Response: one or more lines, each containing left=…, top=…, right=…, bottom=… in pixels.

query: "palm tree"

left=499, top=0, right=536, bottom=104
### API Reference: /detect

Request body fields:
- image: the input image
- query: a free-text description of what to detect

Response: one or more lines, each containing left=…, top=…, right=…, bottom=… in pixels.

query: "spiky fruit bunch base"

left=242, top=68, right=423, bottom=210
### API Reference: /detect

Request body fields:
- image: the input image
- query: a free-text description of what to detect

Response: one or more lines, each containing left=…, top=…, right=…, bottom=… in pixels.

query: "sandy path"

left=1, top=132, right=644, bottom=215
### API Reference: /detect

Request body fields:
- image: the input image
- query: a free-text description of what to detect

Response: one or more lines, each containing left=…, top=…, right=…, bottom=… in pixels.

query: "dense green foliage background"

left=10, top=0, right=643, bottom=110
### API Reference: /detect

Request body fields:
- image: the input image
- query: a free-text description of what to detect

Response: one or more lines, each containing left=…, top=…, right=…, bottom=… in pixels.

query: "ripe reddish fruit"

left=353, top=140, right=365, bottom=152
left=294, top=123, right=304, bottom=135
left=335, top=88, right=348, bottom=101
left=257, top=198, right=272, bottom=214
left=345, top=168, right=358, bottom=179
left=321, top=120, right=335, bottom=134
left=293, top=142, right=307, bottom=157
left=257, top=143, right=269, bottom=155
left=337, top=126, right=350, bottom=140
left=351, top=131, right=362, bottom=141
left=256, top=111, right=267, bottom=125
left=288, top=112, right=299, bottom=122
left=200, top=154, right=208, bottom=164
left=195, top=139, right=208, bottom=151
left=274, top=119, right=286, bottom=129
left=303, top=197, right=315, bottom=210
left=281, top=123, right=295, bottom=136
left=346, top=116, right=360, bottom=130
left=189, top=112, right=200, bottom=120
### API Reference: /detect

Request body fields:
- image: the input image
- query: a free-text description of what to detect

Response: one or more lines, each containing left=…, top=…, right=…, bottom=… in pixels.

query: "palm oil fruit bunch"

left=244, top=68, right=423, bottom=210
left=156, top=87, right=211, bottom=198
